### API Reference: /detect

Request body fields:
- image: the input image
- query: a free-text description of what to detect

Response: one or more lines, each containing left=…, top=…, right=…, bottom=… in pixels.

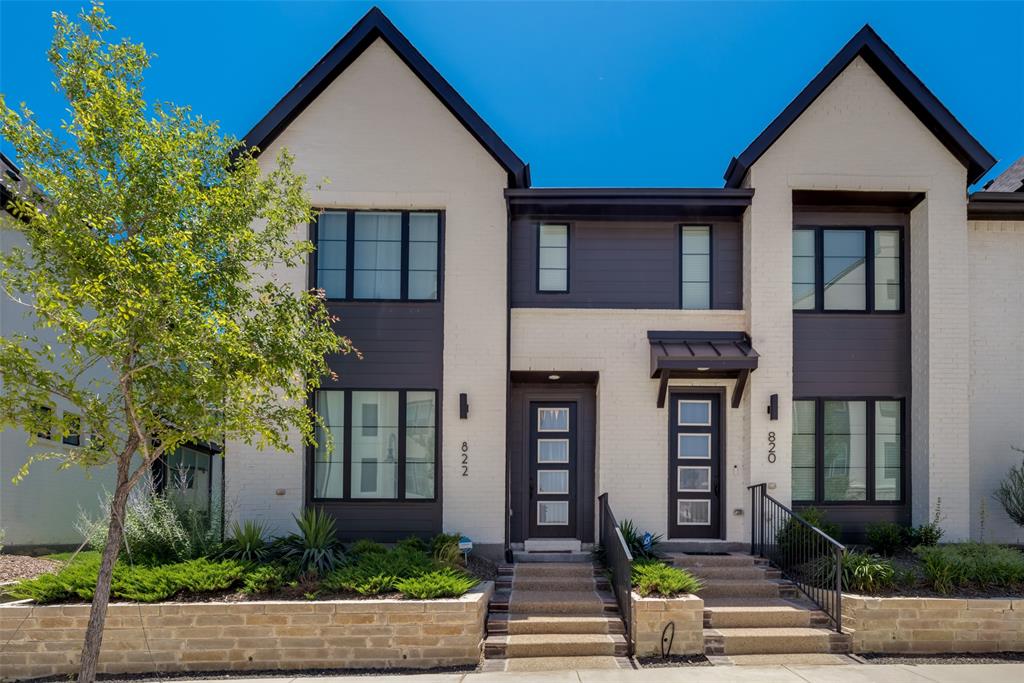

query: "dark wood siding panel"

left=510, top=219, right=743, bottom=309
left=323, top=302, right=443, bottom=389
left=793, top=316, right=910, bottom=397
left=314, top=502, right=441, bottom=542
left=712, top=222, right=743, bottom=309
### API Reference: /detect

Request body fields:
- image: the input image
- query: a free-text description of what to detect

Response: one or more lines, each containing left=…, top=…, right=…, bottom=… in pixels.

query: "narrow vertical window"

left=823, top=400, right=867, bottom=501
left=792, top=229, right=816, bottom=310
left=405, top=391, right=436, bottom=499
left=316, top=211, right=348, bottom=299
left=791, top=401, right=816, bottom=501
left=353, top=212, right=402, bottom=299
left=874, top=400, right=902, bottom=501
left=874, top=230, right=901, bottom=311
left=538, top=224, right=568, bottom=292
left=350, top=391, right=399, bottom=499
left=408, top=213, right=439, bottom=300
left=681, top=225, right=710, bottom=309
left=823, top=230, right=866, bottom=310
left=63, top=414, right=81, bottom=447
left=314, top=391, right=345, bottom=499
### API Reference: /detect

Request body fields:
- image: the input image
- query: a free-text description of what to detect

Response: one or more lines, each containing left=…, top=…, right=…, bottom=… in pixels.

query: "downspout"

left=503, top=186, right=514, bottom=564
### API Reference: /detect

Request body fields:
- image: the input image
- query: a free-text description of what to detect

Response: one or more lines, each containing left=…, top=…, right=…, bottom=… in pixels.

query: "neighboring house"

left=0, top=152, right=226, bottom=551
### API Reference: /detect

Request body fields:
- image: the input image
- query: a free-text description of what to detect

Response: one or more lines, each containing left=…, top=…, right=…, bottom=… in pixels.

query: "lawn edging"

left=631, top=592, right=704, bottom=656
left=0, top=581, right=493, bottom=680
left=843, top=593, right=1024, bottom=654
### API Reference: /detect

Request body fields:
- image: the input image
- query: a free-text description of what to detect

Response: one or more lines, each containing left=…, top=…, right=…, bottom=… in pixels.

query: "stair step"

left=512, top=562, right=598, bottom=577
left=717, top=653, right=855, bottom=666
left=487, top=633, right=628, bottom=658
left=484, top=655, right=629, bottom=672
left=506, top=589, right=615, bottom=615
left=669, top=553, right=766, bottom=568
left=513, top=551, right=593, bottom=563
left=704, top=627, right=851, bottom=656
left=704, top=603, right=825, bottom=628
left=687, top=566, right=778, bottom=580
left=507, top=577, right=601, bottom=592
left=488, top=613, right=625, bottom=635
left=699, top=579, right=793, bottom=598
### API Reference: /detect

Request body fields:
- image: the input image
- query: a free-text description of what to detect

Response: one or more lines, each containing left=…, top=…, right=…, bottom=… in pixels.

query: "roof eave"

left=967, top=191, right=1024, bottom=220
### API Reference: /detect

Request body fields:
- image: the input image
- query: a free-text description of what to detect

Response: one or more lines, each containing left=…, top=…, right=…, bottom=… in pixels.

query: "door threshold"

left=524, top=538, right=582, bottom=553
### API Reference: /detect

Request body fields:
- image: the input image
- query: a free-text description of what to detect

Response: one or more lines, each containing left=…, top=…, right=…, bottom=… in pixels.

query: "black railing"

left=598, top=492, right=634, bottom=654
left=748, top=483, right=845, bottom=632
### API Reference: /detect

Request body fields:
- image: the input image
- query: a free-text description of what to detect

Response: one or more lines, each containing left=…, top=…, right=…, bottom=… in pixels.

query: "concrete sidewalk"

left=180, top=663, right=1024, bottom=683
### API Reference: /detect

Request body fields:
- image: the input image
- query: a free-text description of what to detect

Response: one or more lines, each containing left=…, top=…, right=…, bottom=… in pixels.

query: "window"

left=33, top=404, right=53, bottom=440
left=792, top=227, right=902, bottom=312
left=314, top=210, right=440, bottom=301
left=791, top=398, right=904, bottom=504
left=538, top=224, right=568, bottom=292
left=681, top=225, right=711, bottom=309
left=311, top=389, right=437, bottom=501
left=62, top=414, right=81, bottom=447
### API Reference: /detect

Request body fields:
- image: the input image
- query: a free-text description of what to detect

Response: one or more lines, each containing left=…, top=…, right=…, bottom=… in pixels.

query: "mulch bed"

left=847, top=547, right=1024, bottom=599
left=861, top=652, right=1024, bottom=665
left=0, top=554, right=62, bottom=583
left=637, top=654, right=712, bottom=667
left=27, top=665, right=478, bottom=682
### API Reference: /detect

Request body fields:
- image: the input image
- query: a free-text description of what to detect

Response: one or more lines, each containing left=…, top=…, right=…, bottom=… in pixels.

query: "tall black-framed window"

left=311, top=389, right=437, bottom=502
left=680, top=225, right=711, bottom=309
left=792, top=226, right=903, bottom=313
left=791, top=397, right=905, bottom=504
left=537, top=224, right=569, bottom=292
left=313, top=210, right=441, bottom=302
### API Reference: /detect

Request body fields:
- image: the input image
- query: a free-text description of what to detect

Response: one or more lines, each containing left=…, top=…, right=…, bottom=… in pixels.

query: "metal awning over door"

left=648, top=331, right=759, bottom=409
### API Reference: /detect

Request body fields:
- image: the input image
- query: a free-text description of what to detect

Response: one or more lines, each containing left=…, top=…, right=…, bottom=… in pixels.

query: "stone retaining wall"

left=631, top=592, right=704, bottom=657
left=0, top=582, right=492, bottom=680
left=844, top=594, right=1024, bottom=654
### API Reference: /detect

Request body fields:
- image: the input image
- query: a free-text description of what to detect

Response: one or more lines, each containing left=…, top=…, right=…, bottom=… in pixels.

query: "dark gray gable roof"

left=724, top=25, right=996, bottom=188
left=239, top=7, right=529, bottom=187
left=983, top=156, right=1024, bottom=193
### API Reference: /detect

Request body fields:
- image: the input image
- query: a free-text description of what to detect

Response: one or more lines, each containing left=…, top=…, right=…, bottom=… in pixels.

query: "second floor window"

left=315, top=210, right=440, bottom=301
left=681, top=225, right=711, bottom=309
left=538, top=224, right=568, bottom=292
left=792, top=227, right=903, bottom=312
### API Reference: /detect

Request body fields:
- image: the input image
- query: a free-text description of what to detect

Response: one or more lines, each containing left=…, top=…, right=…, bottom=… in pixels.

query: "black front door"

left=528, top=401, right=577, bottom=538
left=669, top=392, right=722, bottom=539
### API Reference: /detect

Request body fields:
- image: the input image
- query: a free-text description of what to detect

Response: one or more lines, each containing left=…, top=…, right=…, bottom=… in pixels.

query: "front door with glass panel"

left=669, top=393, right=721, bottom=539
left=529, top=402, right=577, bottom=538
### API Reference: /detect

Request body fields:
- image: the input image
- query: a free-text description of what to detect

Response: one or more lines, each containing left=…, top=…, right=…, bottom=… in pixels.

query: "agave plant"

left=618, top=519, right=663, bottom=561
left=219, top=520, right=271, bottom=563
left=277, top=508, right=344, bottom=576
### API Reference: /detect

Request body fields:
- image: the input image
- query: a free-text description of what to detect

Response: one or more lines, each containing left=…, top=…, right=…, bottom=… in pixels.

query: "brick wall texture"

left=844, top=595, right=1024, bottom=654
left=630, top=593, right=704, bottom=656
left=0, top=583, right=491, bottom=680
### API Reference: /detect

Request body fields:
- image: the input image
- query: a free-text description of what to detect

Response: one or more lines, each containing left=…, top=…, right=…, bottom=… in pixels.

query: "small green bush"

left=349, top=539, right=388, bottom=557
left=777, top=507, right=840, bottom=557
left=906, top=499, right=945, bottom=548
left=430, top=532, right=463, bottom=566
left=241, top=564, right=289, bottom=595
left=865, top=522, right=906, bottom=557
left=277, top=508, right=345, bottom=576
left=395, top=536, right=427, bottom=553
left=323, top=544, right=436, bottom=595
left=842, top=551, right=896, bottom=593
left=994, top=448, right=1024, bottom=528
left=916, top=543, right=1024, bottom=594
left=396, top=568, right=478, bottom=599
left=219, top=520, right=272, bottom=563
left=631, top=560, right=702, bottom=597
left=618, top=519, right=664, bottom=561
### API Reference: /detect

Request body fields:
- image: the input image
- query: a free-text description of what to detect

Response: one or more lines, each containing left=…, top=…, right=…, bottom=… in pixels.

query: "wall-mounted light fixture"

left=767, top=393, right=779, bottom=421
left=459, top=393, right=469, bottom=419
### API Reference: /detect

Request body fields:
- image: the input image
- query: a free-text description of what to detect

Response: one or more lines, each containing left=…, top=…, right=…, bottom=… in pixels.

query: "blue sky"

left=2, top=1, right=1022, bottom=189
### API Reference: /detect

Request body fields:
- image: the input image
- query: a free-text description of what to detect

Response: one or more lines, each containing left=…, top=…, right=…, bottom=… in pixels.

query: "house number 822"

left=767, top=431, right=777, bottom=463
left=461, top=441, right=469, bottom=477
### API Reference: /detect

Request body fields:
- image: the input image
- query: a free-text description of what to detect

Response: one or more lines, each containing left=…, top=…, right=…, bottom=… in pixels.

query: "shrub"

left=777, top=507, right=840, bottom=557
left=396, top=536, right=427, bottom=553
left=994, top=447, right=1024, bottom=528
left=9, top=557, right=246, bottom=604
left=842, top=551, right=896, bottom=593
left=618, top=519, right=664, bottom=561
left=906, top=500, right=945, bottom=548
left=430, top=532, right=463, bottom=566
left=349, top=539, right=388, bottom=557
left=915, top=543, right=1024, bottom=594
left=396, top=568, right=478, bottom=599
left=241, top=564, right=288, bottom=595
left=219, top=520, right=272, bottom=562
left=323, top=544, right=436, bottom=594
left=631, top=559, right=702, bottom=597
left=865, top=522, right=906, bottom=556
left=277, top=508, right=344, bottom=576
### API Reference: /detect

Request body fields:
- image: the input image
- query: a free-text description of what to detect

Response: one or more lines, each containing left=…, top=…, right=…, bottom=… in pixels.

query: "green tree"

left=0, top=5, right=350, bottom=681
left=994, top=446, right=1024, bottom=529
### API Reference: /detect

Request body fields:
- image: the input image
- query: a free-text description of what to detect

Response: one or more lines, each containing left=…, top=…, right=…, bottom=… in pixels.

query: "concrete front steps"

left=669, top=552, right=852, bottom=659
left=482, top=561, right=632, bottom=673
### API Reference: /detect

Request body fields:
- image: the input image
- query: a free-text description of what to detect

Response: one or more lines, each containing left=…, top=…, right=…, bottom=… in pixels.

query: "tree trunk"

left=77, top=453, right=133, bottom=683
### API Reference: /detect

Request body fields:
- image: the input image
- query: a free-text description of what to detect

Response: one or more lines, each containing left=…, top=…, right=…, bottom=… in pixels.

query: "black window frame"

left=310, top=209, right=444, bottom=303
left=536, top=223, right=570, bottom=294
left=679, top=224, right=714, bottom=310
left=309, top=388, right=439, bottom=503
left=791, top=396, right=906, bottom=505
left=793, top=225, right=905, bottom=314
left=62, top=414, right=81, bottom=447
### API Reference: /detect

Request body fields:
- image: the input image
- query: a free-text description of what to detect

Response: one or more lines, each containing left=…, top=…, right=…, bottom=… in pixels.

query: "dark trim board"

left=238, top=8, right=528, bottom=187
left=506, top=188, right=753, bottom=220
left=967, top=192, right=1024, bottom=220
left=724, top=25, right=995, bottom=187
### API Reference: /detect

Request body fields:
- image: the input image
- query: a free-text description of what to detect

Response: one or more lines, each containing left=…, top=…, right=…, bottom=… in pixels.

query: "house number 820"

left=767, top=431, right=777, bottom=463
left=461, top=441, right=469, bottom=477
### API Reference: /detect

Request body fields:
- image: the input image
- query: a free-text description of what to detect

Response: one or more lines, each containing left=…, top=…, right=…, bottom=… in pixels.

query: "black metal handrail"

left=598, top=492, right=634, bottom=654
left=748, top=483, right=845, bottom=632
